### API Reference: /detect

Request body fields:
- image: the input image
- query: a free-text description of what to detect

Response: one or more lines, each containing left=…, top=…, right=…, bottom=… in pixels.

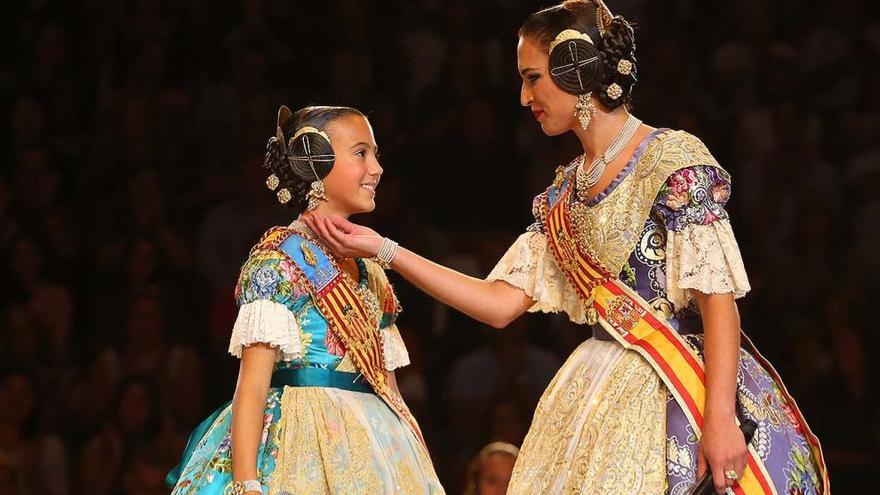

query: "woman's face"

left=517, top=36, right=578, bottom=136
left=322, top=115, right=383, bottom=215
left=477, top=452, right=516, bottom=495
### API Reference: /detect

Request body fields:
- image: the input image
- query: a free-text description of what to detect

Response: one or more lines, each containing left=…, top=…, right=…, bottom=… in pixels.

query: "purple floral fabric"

left=655, top=165, right=732, bottom=232
left=608, top=152, right=822, bottom=493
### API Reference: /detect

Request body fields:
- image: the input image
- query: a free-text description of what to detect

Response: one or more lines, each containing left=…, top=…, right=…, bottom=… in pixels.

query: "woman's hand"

left=301, top=214, right=383, bottom=259
left=697, top=414, right=748, bottom=493
left=301, top=213, right=533, bottom=328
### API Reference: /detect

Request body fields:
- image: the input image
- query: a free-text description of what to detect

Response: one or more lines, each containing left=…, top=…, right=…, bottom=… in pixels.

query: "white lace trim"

left=381, top=324, right=411, bottom=371
left=228, top=300, right=303, bottom=362
left=486, top=232, right=587, bottom=324
left=665, top=219, right=751, bottom=310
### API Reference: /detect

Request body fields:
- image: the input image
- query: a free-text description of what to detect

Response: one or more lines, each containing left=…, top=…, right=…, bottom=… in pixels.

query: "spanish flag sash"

left=257, top=226, right=428, bottom=452
left=542, top=179, right=829, bottom=494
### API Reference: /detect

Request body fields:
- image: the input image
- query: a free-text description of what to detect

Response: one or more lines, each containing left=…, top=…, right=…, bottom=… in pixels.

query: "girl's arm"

left=306, top=216, right=534, bottom=329
left=230, top=344, right=277, bottom=492
left=694, top=291, right=748, bottom=494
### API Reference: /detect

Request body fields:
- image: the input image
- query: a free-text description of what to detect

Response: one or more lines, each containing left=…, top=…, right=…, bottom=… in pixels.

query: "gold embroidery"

left=553, top=165, right=568, bottom=189
left=509, top=349, right=668, bottom=494
left=509, top=349, right=595, bottom=492
left=275, top=223, right=427, bottom=452
left=301, top=241, right=319, bottom=268
left=568, top=130, right=723, bottom=275
left=335, top=354, right=359, bottom=372
left=586, top=306, right=599, bottom=325
left=606, top=295, right=641, bottom=332
left=267, top=387, right=443, bottom=494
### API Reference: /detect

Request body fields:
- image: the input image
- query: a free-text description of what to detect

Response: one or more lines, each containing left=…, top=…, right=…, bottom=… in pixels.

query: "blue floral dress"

left=168, top=226, right=444, bottom=494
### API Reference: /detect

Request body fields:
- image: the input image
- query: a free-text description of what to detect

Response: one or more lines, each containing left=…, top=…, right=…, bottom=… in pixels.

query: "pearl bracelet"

left=374, top=237, right=399, bottom=269
left=228, top=479, right=261, bottom=495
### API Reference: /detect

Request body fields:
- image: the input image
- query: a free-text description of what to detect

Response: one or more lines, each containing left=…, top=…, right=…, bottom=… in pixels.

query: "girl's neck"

left=310, top=202, right=350, bottom=220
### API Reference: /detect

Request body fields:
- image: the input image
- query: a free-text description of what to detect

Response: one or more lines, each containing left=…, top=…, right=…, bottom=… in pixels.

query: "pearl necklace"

left=576, top=114, right=642, bottom=200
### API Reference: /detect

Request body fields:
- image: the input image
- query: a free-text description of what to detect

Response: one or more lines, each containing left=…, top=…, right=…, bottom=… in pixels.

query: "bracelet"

left=373, top=237, right=399, bottom=270
left=227, top=479, right=261, bottom=495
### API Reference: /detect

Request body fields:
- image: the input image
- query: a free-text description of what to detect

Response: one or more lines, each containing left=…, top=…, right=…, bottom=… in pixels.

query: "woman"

left=304, top=1, right=828, bottom=493
left=167, top=105, right=444, bottom=494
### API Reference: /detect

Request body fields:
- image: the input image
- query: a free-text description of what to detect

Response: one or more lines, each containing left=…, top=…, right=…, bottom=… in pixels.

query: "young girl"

left=167, top=106, right=444, bottom=494
left=304, top=1, right=828, bottom=493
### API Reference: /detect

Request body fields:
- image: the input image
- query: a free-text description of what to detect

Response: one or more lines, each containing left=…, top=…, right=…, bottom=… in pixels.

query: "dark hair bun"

left=286, top=130, right=335, bottom=182
left=548, top=35, right=604, bottom=95
left=263, top=105, right=365, bottom=214
left=264, top=135, right=309, bottom=212
left=597, top=16, right=637, bottom=109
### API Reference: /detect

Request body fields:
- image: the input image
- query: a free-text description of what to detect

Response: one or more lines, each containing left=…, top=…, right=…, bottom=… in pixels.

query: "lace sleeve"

left=665, top=220, right=751, bottom=309
left=381, top=324, right=411, bottom=371
left=486, top=231, right=587, bottom=324
left=657, top=166, right=751, bottom=309
left=229, top=300, right=303, bottom=361
left=228, top=248, right=310, bottom=361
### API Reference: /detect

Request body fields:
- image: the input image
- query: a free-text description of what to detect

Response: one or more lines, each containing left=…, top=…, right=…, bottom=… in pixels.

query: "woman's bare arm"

left=305, top=215, right=534, bottom=328
left=694, top=291, right=748, bottom=493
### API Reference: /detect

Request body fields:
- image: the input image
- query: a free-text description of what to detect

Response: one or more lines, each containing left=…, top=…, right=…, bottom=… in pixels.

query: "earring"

left=575, top=93, right=595, bottom=130
left=306, top=180, right=327, bottom=211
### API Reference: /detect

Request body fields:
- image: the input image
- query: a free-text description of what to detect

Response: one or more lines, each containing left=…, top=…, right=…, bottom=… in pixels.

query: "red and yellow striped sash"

left=544, top=185, right=828, bottom=494
left=261, top=227, right=428, bottom=451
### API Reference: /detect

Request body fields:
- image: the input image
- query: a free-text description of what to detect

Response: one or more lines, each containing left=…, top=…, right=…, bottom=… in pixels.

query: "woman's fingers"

left=714, top=453, right=747, bottom=492
left=303, top=213, right=325, bottom=235
left=328, top=215, right=355, bottom=234
left=302, top=214, right=319, bottom=233
left=326, top=218, right=359, bottom=257
left=324, top=218, right=351, bottom=249
left=711, top=462, right=727, bottom=493
left=735, top=453, right=748, bottom=482
left=313, top=216, right=342, bottom=252
left=696, top=448, right=707, bottom=479
left=325, top=225, right=350, bottom=256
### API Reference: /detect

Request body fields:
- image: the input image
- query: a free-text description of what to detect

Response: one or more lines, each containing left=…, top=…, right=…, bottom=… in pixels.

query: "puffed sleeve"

left=228, top=248, right=309, bottom=361
left=486, top=231, right=588, bottom=324
left=655, top=165, right=751, bottom=311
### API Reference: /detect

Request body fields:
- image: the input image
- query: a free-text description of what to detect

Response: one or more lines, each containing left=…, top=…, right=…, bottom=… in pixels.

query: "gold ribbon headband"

left=549, top=29, right=595, bottom=53
left=291, top=126, right=331, bottom=143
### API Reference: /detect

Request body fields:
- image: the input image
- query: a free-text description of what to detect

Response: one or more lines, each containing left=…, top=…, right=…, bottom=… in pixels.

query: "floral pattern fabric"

left=655, top=165, right=732, bottom=232
left=170, top=228, right=441, bottom=494
left=495, top=133, right=822, bottom=494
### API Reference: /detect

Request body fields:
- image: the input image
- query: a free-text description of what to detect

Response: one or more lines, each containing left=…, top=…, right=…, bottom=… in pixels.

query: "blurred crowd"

left=1, top=0, right=877, bottom=493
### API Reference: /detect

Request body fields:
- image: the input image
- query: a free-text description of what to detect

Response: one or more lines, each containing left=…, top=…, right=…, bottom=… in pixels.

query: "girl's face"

left=477, top=453, right=516, bottom=495
left=517, top=36, right=579, bottom=136
left=321, top=115, right=383, bottom=216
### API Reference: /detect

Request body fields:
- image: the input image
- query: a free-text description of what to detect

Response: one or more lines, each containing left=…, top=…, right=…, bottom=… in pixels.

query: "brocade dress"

left=169, top=225, right=444, bottom=494
left=488, top=129, right=826, bottom=494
